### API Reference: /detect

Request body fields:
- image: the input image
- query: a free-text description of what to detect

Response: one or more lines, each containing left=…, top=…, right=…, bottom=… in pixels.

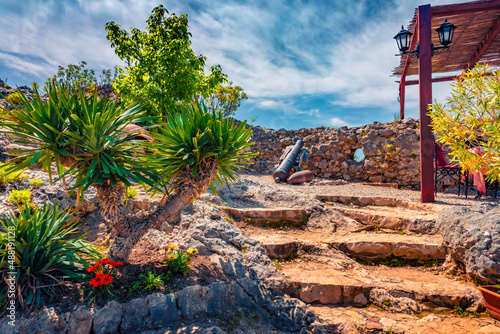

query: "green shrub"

left=29, top=178, right=44, bottom=188
left=430, top=64, right=500, bottom=182
left=0, top=204, right=102, bottom=309
left=164, top=245, right=198, bottom=275
left=7, top=189, right=31, bottom=205
left=125, top=187, right=138, bottom=199
left=130, top=270, right=170, bottom=294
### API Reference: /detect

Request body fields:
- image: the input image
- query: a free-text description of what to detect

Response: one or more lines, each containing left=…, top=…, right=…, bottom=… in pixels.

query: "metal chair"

left=434, top=141, right=466, bottom=196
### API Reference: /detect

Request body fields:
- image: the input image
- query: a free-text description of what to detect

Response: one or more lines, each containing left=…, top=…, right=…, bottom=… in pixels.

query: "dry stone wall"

left=249, top=118, right=423, bottom=188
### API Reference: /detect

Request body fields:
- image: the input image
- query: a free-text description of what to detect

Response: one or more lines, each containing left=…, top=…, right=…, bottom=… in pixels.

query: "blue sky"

left=0, top=0, right=468, bottom=129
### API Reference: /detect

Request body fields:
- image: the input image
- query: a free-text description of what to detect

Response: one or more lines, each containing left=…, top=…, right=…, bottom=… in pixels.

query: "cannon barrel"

left=272, top=140, right=304, bottom=183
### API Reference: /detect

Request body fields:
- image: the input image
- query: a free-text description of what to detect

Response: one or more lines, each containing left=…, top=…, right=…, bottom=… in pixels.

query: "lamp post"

left=394, top=8, right=457, bottom=203
left=394, top=18, right=457, bottom=58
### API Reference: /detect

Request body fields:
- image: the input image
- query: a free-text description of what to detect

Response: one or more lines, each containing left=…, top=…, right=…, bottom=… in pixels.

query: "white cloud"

left=256, top=98, right=319, bottom=117
left=0, top=52, right=49, bottom=77
left=0, top=0, right=475, bottom=127
left=330, top=117, right=351, bottom=127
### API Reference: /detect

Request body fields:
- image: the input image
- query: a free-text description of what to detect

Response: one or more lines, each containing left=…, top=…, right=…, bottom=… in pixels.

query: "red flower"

left=90, top=277, right=101, bottom=287
left=86, top=265, right=97, bottom=273
left=96, top=259, right=112, bottom=266
left=110, top=261, right=123, bottom=268
left=100, top=273, right=113, bottom=285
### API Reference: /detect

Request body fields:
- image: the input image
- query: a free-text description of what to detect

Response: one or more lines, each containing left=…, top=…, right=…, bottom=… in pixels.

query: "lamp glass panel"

left=401, top=34, right=409, bottom=48
left=396, top=36, right=402, bottom=50
left=443, top=28, right=450, bottom=42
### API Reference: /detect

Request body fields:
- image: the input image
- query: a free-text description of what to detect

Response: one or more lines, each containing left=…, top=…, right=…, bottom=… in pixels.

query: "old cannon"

left=272, top=140, right=309, bottom=183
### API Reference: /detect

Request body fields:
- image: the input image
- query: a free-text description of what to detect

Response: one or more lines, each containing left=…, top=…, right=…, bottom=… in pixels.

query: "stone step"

left=330, top=205, right=439, bottom=234
left=326, top=233, right=446, bottom=261
left=280, top=261, right=483, bottom=310
left=249, top=229, right=444, bottom=261
left=316, top=195, right=440, bottom=213
left=223, top=207, right=309, bottom=227
left=252, top=235, right=297, bottom=259
left=310, top=304, right=500, bottom=334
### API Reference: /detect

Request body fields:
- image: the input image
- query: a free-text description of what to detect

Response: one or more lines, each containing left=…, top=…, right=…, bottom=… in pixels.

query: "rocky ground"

left=1, top=167, right=500, bottom=333
left=212, top=174, right=500, bottom=333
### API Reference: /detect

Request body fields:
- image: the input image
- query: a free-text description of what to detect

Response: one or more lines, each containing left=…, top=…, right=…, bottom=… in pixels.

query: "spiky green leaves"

left=151, top=101, right=256, bottom=196
left=0, top=204, right=102, bottom=309
left=0, top=82, right=158, bottom=191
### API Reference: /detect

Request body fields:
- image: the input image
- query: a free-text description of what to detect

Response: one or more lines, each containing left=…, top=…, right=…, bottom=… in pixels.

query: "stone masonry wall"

left=249, top=118, right=423, bottom=188
left=0, top=79, right=444, bottom=190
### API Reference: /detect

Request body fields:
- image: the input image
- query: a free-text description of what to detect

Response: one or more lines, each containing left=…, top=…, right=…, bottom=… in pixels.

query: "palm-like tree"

left=148, top=101, right=256, bottom=224
left=0, top=83, right=157, bottom=232
left=1, top=84, right=256, bottom=239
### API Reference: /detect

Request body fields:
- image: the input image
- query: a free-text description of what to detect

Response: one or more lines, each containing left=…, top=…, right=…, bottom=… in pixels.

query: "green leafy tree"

left=429, top=64, right=500, bottom=182
left=43, top=61, right=119, bottom=91
left=205, top=82, right=248, bottom=118
left=44, top=61, right=97, bottom=89
left=105, top=5, right=227, bottom=119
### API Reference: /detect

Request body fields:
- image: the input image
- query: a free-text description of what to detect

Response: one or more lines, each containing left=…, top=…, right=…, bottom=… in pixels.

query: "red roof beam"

left=400, top=18, right=419, bottom=79
left=398, top=15, right=419, bottom=119
left=466, top=16, right=500, bottom=70
left=400, top=75, right=458, bottom=86
left=431, top=0, right=500, bottom=16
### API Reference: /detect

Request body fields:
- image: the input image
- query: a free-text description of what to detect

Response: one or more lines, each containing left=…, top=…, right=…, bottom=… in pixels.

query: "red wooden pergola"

left=393, top=0, right=500, bottom=203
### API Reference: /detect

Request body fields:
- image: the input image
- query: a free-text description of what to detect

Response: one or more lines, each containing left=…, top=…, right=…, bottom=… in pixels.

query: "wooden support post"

left=399, top=76, right=406, bottom=120
left=418, top=4, right=434, bottom=203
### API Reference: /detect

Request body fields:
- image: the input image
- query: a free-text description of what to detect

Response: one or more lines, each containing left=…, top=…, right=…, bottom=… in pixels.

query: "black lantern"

left=393, top=25, right=413, bottom=53
left=394, top=18, right=456, bottom=58
left=436, top=18, right=457, bottom=47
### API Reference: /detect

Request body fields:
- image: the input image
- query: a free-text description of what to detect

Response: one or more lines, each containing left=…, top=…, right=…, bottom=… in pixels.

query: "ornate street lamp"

left=394, top=25, right=413, bottom=53
left=394, top=18, right=456, bottom=58
left=436, top=18, right=457, bottom=47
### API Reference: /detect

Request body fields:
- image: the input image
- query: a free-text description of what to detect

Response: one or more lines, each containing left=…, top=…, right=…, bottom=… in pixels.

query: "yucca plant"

left=0, top=204, right=102, bottom=310
left=0, top=83, right=74, bottom=183
left=147, top=101, right=256, bottom=227
left=0, top=82, right=158, bottom=232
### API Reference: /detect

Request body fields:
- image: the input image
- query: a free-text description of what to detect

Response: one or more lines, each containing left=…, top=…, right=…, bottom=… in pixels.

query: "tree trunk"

left=94, top=181, right=128, bottom=233
left=103, top=159, right=218, bottom=238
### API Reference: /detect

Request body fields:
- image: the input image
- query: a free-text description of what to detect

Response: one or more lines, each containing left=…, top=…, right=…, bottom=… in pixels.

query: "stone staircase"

left=224, top=195, right=499, bottom=333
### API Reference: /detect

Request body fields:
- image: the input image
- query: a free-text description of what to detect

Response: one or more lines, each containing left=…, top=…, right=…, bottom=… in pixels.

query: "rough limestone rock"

left=0, top=133, right=10, bottom=163
left=0, top=202, right=315, bottom=334
left=168, top=211, right=315, bottom=331
left=17, top=307, right=68, bottom=334
left=67, top=306, right=94, bottom=334
left=121, top=297, right=150, bottom=332
left=93, top=300, right=123, bottom=334
left=370, top=288, right=427, bottom=314
left=437, top=204, right=500, bottom=283
left=147, top=293, right=180, bottom=327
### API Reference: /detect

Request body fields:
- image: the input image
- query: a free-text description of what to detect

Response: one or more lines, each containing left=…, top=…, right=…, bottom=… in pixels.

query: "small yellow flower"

left=187, top=248, right=198, bottom=256
left=166, top=244, right=177, bottom=251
